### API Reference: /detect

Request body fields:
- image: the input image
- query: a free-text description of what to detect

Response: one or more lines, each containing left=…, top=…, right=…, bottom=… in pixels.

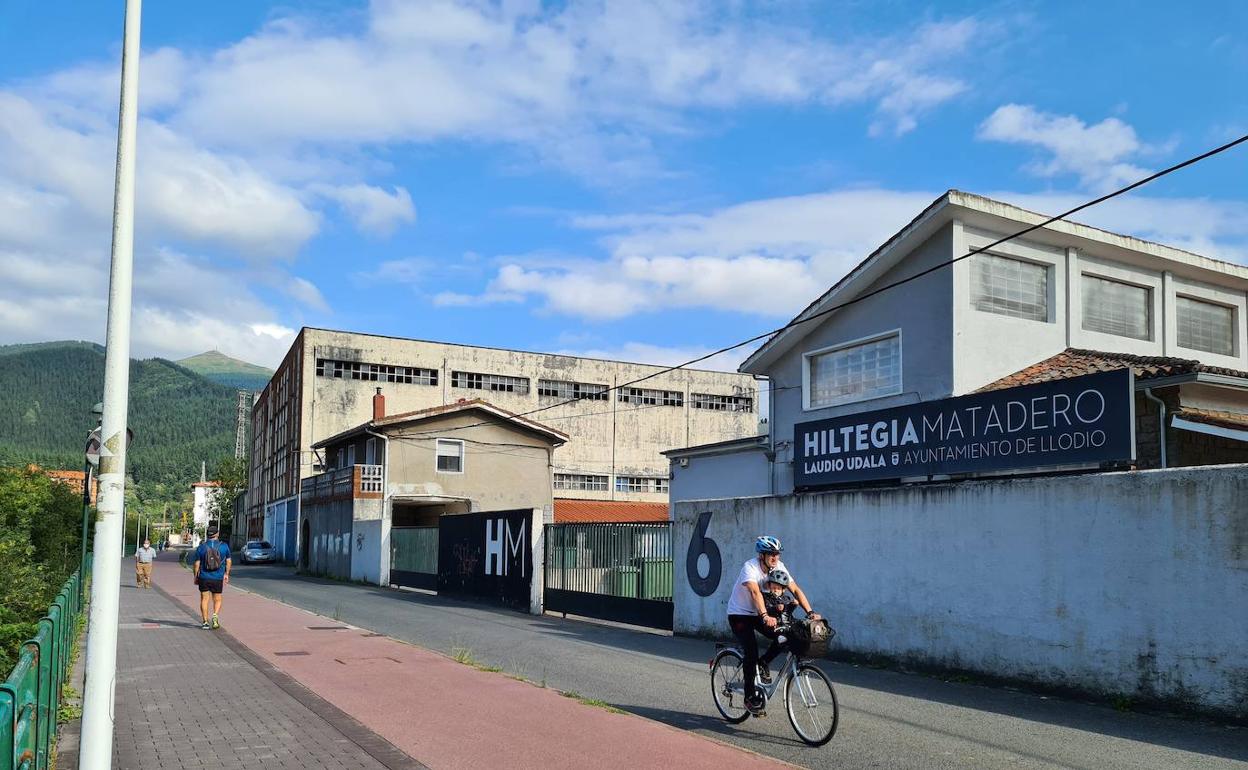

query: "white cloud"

left=285, top=277, right=331, bottom=312
left=166, top=1, right=986, bottom=172
left=313, top=183, right=416, bottom=236
left=977, top=104, right=1162, bottom=192
left=449, top=186, right=1248, bottom=322
left=477, top=189, right=936, bottom=319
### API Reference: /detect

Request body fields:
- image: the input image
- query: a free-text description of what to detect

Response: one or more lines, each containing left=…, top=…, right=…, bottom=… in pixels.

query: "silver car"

left=239, top=540, right=276, bottom=564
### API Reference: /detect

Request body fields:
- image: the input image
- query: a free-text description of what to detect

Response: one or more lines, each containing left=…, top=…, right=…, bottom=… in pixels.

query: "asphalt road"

left=229, top=565, right=1247, bottom=770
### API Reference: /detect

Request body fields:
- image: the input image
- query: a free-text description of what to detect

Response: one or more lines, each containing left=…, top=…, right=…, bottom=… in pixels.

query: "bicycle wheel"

left=784, top=662, right=839, bottom=746
left=710, top=649, right=751, bottom=724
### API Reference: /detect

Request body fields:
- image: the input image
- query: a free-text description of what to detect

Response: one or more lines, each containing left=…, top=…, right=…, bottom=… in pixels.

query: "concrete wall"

left=764, top=225, right=956, bottom=495
left=673, top=465, right=1248, bottom=717
left=298, top=328, right=757, bottom=502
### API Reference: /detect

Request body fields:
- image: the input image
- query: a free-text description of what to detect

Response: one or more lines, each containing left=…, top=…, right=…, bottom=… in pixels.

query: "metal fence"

left=1, top=558, right=90, bottom=770
left=544, top=523, right=673, bottom=629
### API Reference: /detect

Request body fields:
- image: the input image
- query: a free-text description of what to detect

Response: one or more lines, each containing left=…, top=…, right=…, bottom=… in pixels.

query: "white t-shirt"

left=726, top=557, right=789, bottom=617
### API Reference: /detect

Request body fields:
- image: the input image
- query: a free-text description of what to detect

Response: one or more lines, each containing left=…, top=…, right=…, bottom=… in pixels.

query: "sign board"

left=437, top=509, right=532, bottom=610
left=794, top=368, right=1135, bottom=489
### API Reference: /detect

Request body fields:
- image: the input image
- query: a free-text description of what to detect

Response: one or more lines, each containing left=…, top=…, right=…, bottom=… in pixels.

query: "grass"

left=447, top=646, right=508, bottom=674
left=560, top=690, right=625, bottom=714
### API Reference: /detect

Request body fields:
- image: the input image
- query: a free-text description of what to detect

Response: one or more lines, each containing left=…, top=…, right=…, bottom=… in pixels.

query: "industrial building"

left=243, top=327, right=758, bottom=560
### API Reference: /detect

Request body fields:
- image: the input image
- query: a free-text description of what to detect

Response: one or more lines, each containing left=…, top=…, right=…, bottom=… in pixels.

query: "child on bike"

left=756, top=568, right=799, bottom=684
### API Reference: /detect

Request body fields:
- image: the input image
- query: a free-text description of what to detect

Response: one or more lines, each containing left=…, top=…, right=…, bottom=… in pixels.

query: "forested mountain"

left=178, top=350, right=273, bottom=392
left=0, top=342, right=238, bottom=513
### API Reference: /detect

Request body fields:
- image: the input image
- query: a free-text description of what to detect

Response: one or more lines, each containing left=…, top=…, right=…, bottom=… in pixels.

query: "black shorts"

left=198, top=578, right=224, bottom=594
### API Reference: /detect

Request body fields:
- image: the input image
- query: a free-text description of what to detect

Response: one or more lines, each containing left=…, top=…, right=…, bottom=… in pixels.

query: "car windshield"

left=259, top=542, right=273, bottom=549
left=246, top=541, right=272, bottom=549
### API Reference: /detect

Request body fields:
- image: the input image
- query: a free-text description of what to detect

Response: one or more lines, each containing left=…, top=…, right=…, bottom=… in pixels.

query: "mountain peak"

left=177, top=350, right=273, bottom=391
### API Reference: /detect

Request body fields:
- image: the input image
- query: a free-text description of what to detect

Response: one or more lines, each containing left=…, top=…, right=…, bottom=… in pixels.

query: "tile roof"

left=978, top=349, right=1248, bottom=393
left=553, top=499, right=670, bottom=524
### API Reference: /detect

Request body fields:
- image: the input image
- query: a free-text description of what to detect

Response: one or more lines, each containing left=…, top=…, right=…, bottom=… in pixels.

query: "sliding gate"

left=543, top=523, right=673, bottom=630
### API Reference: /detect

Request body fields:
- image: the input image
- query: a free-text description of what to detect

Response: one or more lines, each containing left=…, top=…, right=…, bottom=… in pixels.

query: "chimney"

left=373, top=387, right=385, bottom=420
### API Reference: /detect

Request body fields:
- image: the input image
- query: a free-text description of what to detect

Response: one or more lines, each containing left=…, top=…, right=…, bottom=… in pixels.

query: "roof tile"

left=553, top=499, right=669, bottom=524
left=977, top=348, right=1248, bottom=393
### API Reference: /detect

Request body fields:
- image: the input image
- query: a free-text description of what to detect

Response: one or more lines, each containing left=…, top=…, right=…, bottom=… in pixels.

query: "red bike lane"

left=153, top=557, right=793, bottom=770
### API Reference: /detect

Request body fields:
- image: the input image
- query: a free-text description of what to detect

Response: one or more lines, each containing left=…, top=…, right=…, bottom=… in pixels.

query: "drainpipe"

left=1142, top=388, right=1167, bottom=468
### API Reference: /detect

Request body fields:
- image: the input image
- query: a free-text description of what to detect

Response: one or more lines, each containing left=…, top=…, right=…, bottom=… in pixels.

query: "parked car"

left=239, top=541, right=277, bottom=564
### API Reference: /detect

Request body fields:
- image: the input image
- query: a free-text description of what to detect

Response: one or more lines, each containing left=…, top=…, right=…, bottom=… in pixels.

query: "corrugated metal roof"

left=553, top=499, right=670, bottom=523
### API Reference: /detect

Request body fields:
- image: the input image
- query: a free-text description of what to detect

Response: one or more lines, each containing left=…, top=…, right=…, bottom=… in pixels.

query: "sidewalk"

left=72, top=554, right=419, bottom=770
left=107, top=554, right=788, bottom=769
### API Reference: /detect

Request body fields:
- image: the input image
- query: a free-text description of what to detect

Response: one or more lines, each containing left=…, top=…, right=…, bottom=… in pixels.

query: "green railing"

left=1, top=558, right=91, bottom=770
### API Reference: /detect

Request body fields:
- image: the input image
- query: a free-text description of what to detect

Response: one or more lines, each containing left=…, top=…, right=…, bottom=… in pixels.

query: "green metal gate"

left=544, top=523, right=673, bottom=630
left=390, top=526, right=437, bottom=590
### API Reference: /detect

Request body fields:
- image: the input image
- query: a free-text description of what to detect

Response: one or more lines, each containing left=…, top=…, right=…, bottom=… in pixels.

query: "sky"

left=1, top=0, right=1246, bottom=370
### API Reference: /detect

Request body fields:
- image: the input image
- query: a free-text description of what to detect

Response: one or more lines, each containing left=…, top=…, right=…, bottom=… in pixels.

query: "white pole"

left=79, top=0, right=141, bottom=766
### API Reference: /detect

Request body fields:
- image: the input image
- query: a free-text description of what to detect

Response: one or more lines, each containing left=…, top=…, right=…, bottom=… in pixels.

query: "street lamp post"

left=78, top=0, right=142, bottom=765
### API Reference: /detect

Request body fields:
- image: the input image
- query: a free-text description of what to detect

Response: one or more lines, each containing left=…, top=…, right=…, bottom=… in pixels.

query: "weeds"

left=560, top=691, right=624, bottom=714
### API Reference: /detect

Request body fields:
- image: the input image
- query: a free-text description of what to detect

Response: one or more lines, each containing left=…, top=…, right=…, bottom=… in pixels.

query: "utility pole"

left=79, top=0, right=141, bottom=767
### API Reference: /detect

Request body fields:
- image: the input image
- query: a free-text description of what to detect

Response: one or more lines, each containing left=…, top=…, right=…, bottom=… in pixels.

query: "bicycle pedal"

left=751, top=709, right=767, bottom=718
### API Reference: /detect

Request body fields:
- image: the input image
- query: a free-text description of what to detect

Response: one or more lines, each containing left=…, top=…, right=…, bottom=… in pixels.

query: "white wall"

left=673, top=465, right=1248, bottom=716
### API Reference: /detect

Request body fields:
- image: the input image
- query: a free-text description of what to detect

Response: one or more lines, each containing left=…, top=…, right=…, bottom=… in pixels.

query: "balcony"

left=301, top=464, right=384, bottom=502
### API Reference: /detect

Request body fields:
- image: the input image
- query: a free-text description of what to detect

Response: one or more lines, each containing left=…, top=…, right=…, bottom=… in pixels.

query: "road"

left=230, top=564, right=1247, bottom=769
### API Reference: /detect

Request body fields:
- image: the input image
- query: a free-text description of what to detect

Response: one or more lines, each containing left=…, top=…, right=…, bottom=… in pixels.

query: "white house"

left=669, top=189, right=1248, bottom=497
left=191, top=481, right=224, bottom=529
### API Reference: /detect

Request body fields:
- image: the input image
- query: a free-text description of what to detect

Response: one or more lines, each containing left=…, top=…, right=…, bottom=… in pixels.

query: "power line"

left=358, top=132, right=1248, bottom=440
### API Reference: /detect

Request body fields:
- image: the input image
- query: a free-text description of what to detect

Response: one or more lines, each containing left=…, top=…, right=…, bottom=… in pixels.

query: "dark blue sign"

left=794, top=369, right=1135, bottom=488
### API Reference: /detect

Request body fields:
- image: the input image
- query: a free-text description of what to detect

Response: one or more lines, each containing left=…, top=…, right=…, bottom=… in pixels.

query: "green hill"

left=178, top=350, right=273, bottom=392
left=0, top=342, right=239, bottom=512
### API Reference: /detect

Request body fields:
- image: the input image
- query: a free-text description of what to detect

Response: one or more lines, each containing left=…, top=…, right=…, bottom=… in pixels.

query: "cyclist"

left=726, top=535, right=820, bottom=714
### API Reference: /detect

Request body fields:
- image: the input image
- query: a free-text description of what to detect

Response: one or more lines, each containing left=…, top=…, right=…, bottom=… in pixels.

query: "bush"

left=0, top=466, right=83, bottom=672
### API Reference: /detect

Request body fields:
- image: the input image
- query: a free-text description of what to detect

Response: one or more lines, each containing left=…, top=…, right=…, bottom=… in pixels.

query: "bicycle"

left=709, top=623, right=839, bottom=746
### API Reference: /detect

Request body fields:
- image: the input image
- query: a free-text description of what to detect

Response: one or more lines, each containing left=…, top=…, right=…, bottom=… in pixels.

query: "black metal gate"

left=543, top=523, right=673, bottom=630
left=438, top=510, right=533, bottom=610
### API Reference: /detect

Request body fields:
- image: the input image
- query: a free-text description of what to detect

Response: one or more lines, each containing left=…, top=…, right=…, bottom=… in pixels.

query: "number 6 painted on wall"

left=685, top=511, right=721, bottom=597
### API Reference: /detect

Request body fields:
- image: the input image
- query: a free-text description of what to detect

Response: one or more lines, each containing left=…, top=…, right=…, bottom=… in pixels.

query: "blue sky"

left=1, top=1, right=1245, bottom=369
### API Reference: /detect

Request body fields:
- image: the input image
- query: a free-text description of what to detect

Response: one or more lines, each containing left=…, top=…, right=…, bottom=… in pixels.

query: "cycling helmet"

left=766, top=568, right=791, bottom=587
left=755, top=535, right=783, bottom=555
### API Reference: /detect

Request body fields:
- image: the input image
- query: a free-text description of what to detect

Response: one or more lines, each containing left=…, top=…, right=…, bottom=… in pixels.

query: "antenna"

left=235, top=390, right=251, bottom=459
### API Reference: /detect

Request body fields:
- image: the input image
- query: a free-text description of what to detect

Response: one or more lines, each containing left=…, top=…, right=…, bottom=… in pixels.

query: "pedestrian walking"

left=135, top=539, right=157, bottom=588
left=192, top=526, right=232, bottom=630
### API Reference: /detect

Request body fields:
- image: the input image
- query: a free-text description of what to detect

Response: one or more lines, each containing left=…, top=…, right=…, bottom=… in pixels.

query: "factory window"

left=538, top=379, right=610, bottom=401
left=971, top=253, right=1049, bottom=321
left=617, top=387, right=683, bottom=407
left=315, top=358, right=437, bottom=385
left=690, top=393, right=753, bottom=412
left=451, top=370, right=530, bottom=394
left=805, top=332, right=901, bottom=409
left=1081, top=275, right=1151, bottom=340
left=614, top=476, right=669, bottom=493
left=1177, top=296, right=1235, bottom=356
left=553, top=473, right=609, bottom=491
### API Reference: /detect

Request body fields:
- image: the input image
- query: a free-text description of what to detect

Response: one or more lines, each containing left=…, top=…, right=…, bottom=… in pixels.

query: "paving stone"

left=106, top=572, right=394, bottom=770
